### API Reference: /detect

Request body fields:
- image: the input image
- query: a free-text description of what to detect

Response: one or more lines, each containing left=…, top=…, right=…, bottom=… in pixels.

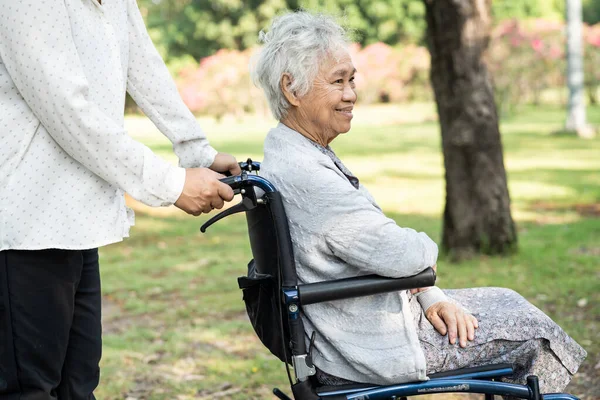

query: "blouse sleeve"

left=125, top=0, right=217, bottom=169
left=0, top=0, right=185, bottom=207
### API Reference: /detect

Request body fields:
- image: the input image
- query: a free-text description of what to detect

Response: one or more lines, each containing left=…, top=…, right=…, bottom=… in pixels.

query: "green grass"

left=98, top=104, right=600, bottom=399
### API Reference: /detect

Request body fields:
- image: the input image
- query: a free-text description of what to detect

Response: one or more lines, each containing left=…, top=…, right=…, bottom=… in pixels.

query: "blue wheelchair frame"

left=201, top=161, right=580, bottom=400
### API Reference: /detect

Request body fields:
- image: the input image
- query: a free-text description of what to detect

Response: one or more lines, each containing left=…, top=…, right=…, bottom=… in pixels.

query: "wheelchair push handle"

left=218, top=159, right=262, bottom=193
left=219, top=175, right=246, bottom=192
left=201, top=159, right=266, bottom=233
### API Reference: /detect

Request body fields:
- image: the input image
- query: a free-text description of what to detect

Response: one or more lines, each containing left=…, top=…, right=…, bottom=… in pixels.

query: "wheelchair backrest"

left=245, top=190, right=298, bottom=287
left=237, top=187, right=303, bottom=364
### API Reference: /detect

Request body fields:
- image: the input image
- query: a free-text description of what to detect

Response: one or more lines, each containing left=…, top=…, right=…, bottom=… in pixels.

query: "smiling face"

left=282, top=49, right=357, bottom=145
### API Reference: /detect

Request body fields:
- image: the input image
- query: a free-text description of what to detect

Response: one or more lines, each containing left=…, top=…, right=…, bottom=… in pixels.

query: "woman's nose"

left=343, top=84, right=357, bottom=103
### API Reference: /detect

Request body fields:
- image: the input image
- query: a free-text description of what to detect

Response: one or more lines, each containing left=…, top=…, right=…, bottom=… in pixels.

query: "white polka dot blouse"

left=0, top=0, right=217, bottom=251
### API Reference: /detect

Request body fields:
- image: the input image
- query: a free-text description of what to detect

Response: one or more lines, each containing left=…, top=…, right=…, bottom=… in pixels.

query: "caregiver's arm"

left=124, top=0, right=240, bottom=175
left=0, top=1, right=183, bottom=206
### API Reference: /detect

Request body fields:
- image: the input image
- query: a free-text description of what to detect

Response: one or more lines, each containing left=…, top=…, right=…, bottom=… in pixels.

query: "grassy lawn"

left=97, top=104, right=599, bottom=399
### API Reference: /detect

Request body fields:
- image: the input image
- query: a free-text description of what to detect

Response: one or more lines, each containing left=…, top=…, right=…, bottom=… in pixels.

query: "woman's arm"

left=316, top=166, right=438, bottom=278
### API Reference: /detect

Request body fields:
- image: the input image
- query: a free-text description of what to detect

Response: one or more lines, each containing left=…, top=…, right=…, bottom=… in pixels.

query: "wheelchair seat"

left=200, top=160, right=581, bottom=400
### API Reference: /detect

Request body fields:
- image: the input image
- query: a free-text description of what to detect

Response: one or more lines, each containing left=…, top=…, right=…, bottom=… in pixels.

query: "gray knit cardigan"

left=261, top=123, right=447, bottom=385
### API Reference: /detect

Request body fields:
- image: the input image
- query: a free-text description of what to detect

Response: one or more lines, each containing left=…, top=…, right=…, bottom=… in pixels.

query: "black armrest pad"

left=297, top=267, right=436, bottom=306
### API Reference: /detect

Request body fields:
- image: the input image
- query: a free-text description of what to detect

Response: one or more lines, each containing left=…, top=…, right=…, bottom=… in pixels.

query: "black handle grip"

left=219, top=176, right=247, bottom=194
left=297, top=267, right=436, bottom=306
left=220, top=175, right=241, bottom=187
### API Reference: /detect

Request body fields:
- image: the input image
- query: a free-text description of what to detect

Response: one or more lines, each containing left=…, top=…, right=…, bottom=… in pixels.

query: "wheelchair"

left=200, top=159, right=580, bottom=400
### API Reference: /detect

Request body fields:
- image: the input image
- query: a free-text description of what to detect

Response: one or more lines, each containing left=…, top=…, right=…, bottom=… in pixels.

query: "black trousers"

left=0, top=249, right=101, bottom=400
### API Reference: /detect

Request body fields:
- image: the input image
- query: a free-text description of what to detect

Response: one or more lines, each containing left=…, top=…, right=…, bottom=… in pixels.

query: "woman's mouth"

left=335, top=107, right=353, bottom=118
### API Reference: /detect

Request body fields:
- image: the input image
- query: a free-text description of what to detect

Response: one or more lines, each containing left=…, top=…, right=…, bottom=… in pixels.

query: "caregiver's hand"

left=425, top=301, right=479, bottom=348
left=210, top=152, right=242, bottom=176
left=175, top=168, right=234, bottom=216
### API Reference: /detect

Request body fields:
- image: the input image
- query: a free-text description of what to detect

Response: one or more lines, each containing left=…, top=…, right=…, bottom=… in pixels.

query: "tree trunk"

left=423, top=0, right=517, bottom=260
left=565, top=0, right=595, bottom=138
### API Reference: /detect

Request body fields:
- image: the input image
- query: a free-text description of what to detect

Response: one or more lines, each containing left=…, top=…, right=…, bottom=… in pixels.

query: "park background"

left=100, top=1, right=599, bottom=399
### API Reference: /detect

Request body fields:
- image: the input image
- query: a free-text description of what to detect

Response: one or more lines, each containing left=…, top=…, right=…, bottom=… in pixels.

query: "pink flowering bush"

left=488, top=19, right=566, bottom=115
left=488, top=19, right=600, bottom=115
left=350, top=43, right=432, bottom=104
left=176, top=42, right=433, bottom=117
left=177, top=48, right=268, bottom=120
left=348, top=42, right=432, bottom=104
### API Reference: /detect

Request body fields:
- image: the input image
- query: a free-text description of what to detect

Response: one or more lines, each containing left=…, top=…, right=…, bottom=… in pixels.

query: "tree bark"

left=423, top=0, right=517, bottom=260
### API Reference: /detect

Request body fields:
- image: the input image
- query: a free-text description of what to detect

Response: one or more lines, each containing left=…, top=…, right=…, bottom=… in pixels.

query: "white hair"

left=251, top=11, right=350, bottom=121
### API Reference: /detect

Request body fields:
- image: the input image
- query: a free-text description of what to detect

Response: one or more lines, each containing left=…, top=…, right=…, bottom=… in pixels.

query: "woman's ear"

left=281, top=73, right=300, bottom=107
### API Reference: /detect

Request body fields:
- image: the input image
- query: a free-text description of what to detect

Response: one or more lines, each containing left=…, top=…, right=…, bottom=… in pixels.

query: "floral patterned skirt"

left=316, top=287, right=587, bottom=393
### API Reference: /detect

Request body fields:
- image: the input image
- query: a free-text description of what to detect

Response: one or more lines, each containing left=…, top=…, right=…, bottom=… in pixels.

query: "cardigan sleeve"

left=320, top=165, right=448, bottom=309
left=414, top=287, right=447, bottom=311
left=315, top=165, right=440, bottom=278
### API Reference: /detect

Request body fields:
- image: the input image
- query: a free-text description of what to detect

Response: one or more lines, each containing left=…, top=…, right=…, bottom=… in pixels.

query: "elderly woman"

left=251, top=11, right=586, bottom=391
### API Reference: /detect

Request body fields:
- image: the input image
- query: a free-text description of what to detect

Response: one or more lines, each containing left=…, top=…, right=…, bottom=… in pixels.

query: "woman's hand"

left=425, top=301, right=478, bottom=348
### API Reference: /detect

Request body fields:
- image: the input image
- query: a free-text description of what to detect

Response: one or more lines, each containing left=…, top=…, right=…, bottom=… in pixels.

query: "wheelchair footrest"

left=428, top=363, right=514, bottom=380
left=316, top=363, right=514, bottom=397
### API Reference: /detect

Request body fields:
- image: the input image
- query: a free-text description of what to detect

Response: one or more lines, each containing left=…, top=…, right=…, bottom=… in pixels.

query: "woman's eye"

left=350, top=76, right=355, bottom=82
left=334, top=79, right=343, bottom=84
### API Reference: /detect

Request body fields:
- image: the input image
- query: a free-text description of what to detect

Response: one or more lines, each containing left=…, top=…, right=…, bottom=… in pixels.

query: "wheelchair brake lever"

left=272, top=388, right=292, bottom=400
left=200, top=196, right=257, bottom=233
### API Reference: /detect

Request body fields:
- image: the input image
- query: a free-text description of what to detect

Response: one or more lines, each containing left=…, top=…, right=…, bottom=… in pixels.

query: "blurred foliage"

left=133, top=1, right=600, bottom=119
left=348, top=42, right=431, bottom=104
left=488, top=20, right=600, bottom=116
left=492, top=0, right=600, bottom=23
left=138, top=0, right=427, bottom=61
left=175, top=41, right=433, bottom=118
left=583, top=0, right=600, bottom=24
left=491, top=0, right=565, bottom=21
left=297, top=0, right=427, bottom=45
left=171, top=20, right=600, bottom=119
left=139, top=0, right=291, bottom=61
left=487, top=19, right=566, bottom=117
left=138, top=0, right=600, bottom=66
left=176, top=48, right=268, bottom=120
left=584, top=24, right=600, bottom=104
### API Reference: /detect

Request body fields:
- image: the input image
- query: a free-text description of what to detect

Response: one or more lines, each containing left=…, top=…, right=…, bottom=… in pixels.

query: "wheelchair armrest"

left=297, top=267, right=436, bottom=306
